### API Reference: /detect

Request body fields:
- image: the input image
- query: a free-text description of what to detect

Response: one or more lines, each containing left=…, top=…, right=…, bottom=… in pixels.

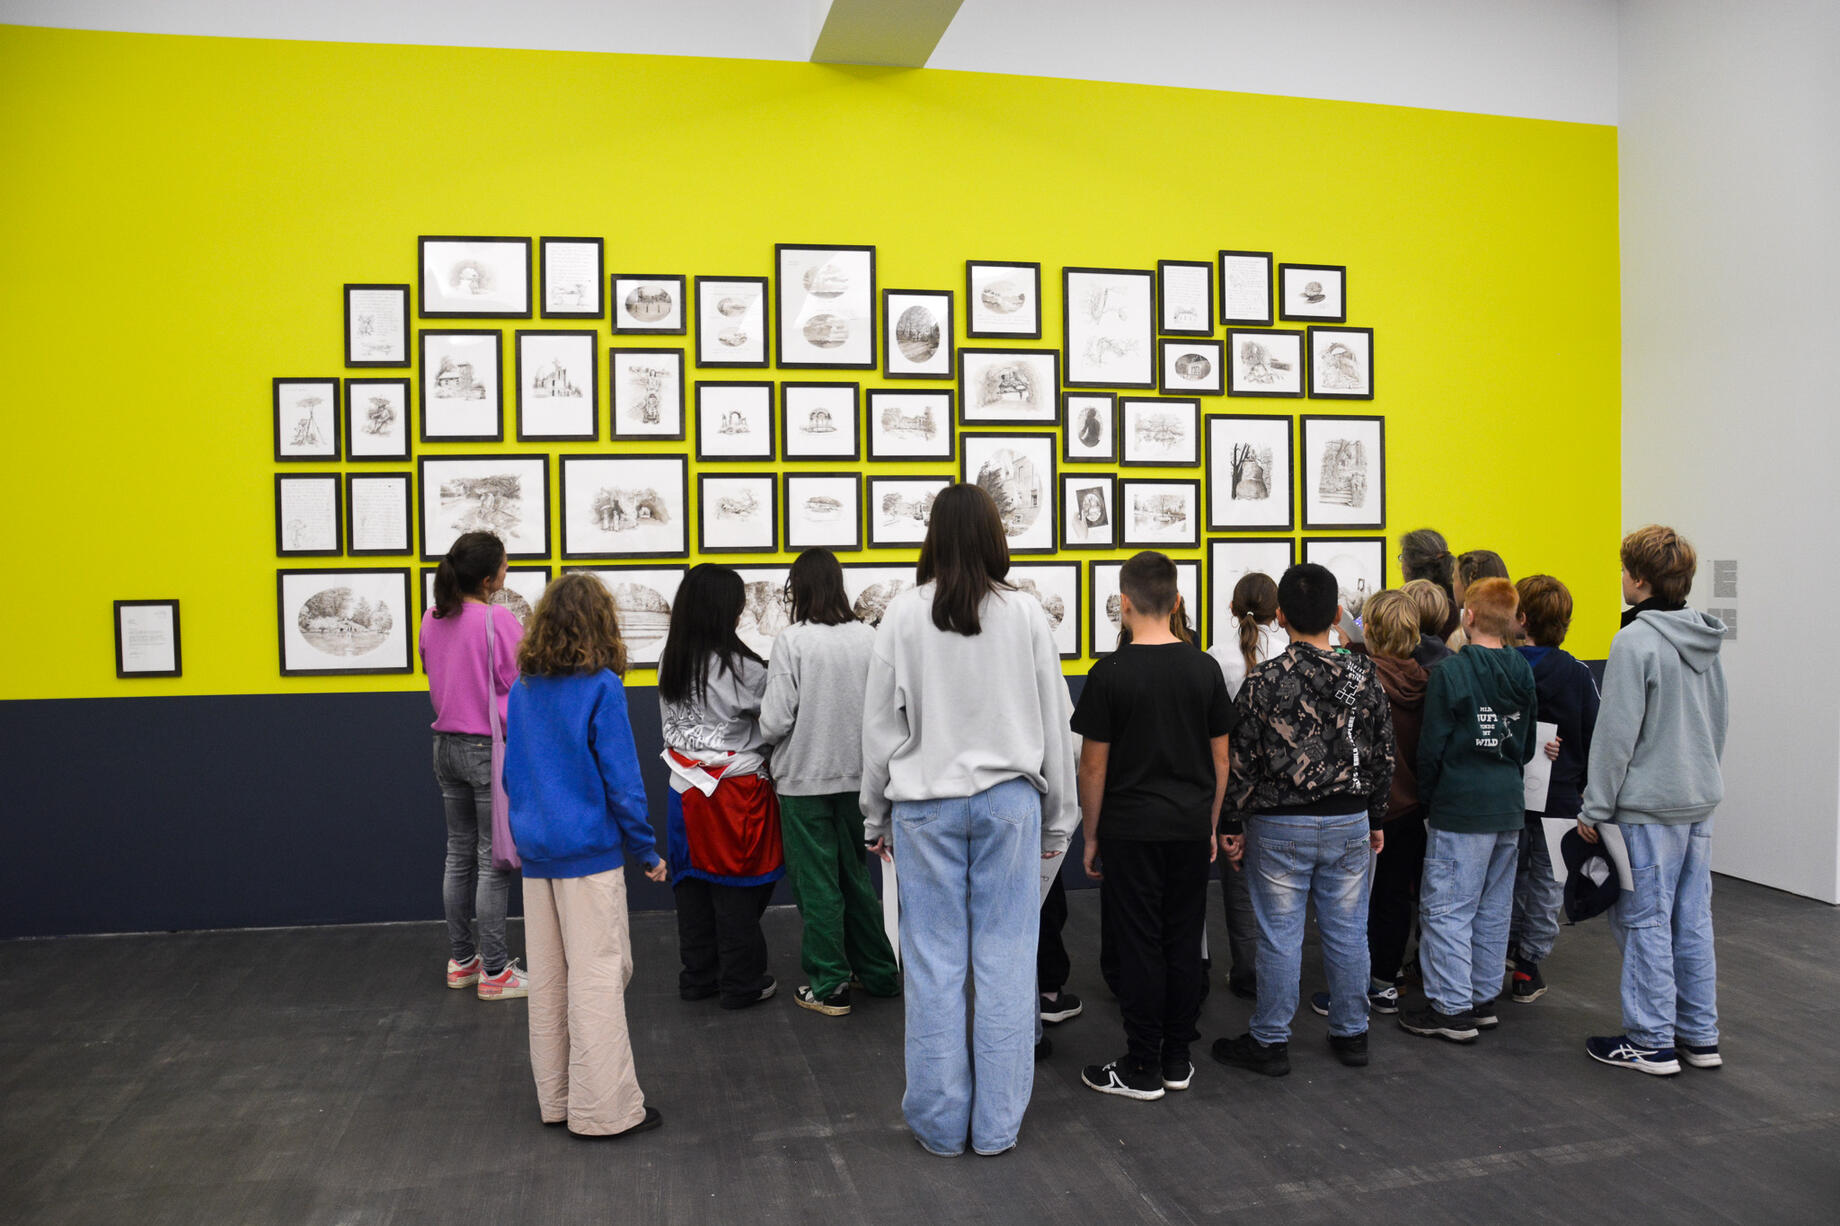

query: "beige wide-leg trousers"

left=524, top=869, right=647, bottom=1135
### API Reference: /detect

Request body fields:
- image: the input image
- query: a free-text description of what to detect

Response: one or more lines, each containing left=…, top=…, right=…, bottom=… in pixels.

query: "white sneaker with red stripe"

left=477, top=960, right=530, bottom=1001
left=446, top=955, right=482, bottom=989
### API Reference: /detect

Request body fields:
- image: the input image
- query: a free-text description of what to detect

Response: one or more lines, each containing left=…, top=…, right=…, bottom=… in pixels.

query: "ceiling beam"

left=809, top=0, right=966, bottom=67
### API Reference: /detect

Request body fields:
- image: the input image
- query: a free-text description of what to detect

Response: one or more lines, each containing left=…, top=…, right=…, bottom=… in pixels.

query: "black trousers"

left=1037, top=873, right=1070, bottom=994
left=1368, top=809, right=1428, bottom=981
left=674, top=877, right=775, bottom=1007
left=1099, top=836, right=1212, bottom=1067
left=1219, top=851, right=1258, bottom=989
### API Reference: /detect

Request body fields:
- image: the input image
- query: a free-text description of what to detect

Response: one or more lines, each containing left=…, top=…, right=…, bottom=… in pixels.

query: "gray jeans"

left=433, top=733, right=512, bottom=974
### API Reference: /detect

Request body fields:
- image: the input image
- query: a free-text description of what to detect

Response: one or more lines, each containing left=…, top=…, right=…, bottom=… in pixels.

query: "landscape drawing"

left=881, top=399, right=939, bottom=439
left=1130, top=490, right=1191, bottom=537
left=895, top=305, right=941, bottom=363
left=296, top=586, right=394, bottom=658
left=1131, top=409, right=1189, bottom=458
left=605, top=581, right=673, bottom=659
left=590, top=484, right=671, bottom=533
left=849, top=577, right=913, bottom=626
left=440, top=472, right=526, bottom=542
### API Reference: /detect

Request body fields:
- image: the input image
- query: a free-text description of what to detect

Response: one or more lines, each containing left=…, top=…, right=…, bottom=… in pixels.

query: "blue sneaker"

left=1586, top=1035, right=1680, bottom=1075
left=1310, top=984, right=1400, bottom=1017
left=1676, top=1039, right=1722, bottom=1068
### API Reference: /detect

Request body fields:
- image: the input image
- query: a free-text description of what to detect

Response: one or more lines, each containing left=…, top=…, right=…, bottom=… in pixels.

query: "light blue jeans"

left=1608, top=820, right=1718, bottom=1050
left=1245, top=810, right=1373, bottom=1044
left=1419, top=827, right=1519, bottom=1015
left=1510, top=813, right=1565, bottom=962
left=892, top=777, right=1041, bottom=1157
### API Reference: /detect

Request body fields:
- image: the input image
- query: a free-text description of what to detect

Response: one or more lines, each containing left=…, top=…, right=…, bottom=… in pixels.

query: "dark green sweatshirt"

left=1416, top=645, right=1538, bottom=832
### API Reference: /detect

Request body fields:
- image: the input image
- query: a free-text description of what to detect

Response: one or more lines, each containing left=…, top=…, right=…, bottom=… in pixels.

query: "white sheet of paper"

left=1523, top=721, right=1559, bottom=813
left=881, top=856, right=900, bottom=969
left=1543, top=816, right=1635, bottom=892
left=118, top=604, right=176, bottom=673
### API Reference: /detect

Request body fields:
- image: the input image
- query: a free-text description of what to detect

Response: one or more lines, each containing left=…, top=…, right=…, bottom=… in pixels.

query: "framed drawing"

left=1062, top=393, right=1117, bottom=463
left=418, top=454, right=550, bottom=560
left=961, top=432, right=1056, bottom=555
left=1308, top=326, right=1375, bottom=399
left=1119, top=478, right=1201, bottom=548
left=277, top=567, right=413, bottom=676
left=1206, top=413, right=1294, bottom=531
left=781, top=382, right=861, bottom=461
left=1303, top=536, right=1386, bottom=620
left=609, top=347, right=685, bottom=441
left=776, top=243, right=876, bottom=369
left=1060, top=474, right=1117, bottom=550
left=841, top=563, right=917, bottom=627
left=1089, top=559, right=1199, bottom=657
left=611, top=274, right=687, bottom=335
left=273, top=378, right=341, bottom=462
left=346, top=471, right=413, bottom=556
left=418, top=236, right=531, bottom=318
left=419, top=330, right=503, bottom=442
left=695, top=381, right=775, bottom=461
left=275, top=473, right=342, bottom=557
left=421, top=565, right=551, bottom=627
left=1218, top=250, right=1274, bottom=327
left=1159, top=339, right=1224, bottom=396
left=1278, top=262, right=1347, bottom=323
left=1119, top=397, right=1201, bottom=467
left=539, top=237, right=604, bottom=319
left=114, top=599, right=181, bottom=678
left=1301, top=414, right=1385, bottom=530
left=882, top=288, right=953, bottom=379
left=1157, top=260, right=1214, bottom=336
left=515, top=330, right=597, bottom=442
left=1226, top=328, right=1304, bottom=398
left=867, top=476, right=948, bottom=549
left=1010, top=561, right=1081, bottom=659
left=783, top=473, right=863, bottom=552
left=732, top=565, right=794, bottom=659
left=344, top=378, right=410, bottom=461
left=1207, top=539, right=1297, bottom=647
left=344, top=283, right=410, bottom=366
left=1063, top=266, right=1155, bottom=389
left=966, top=260, right=1041, bottom=339
left=958, top=348, right=1059, bottom=426
left=694, top=276, right=769, bottom=367
left=697, top=473, right=778, bottom=554
left=866, top=390, right=954, bottom=461
left=559, top=455, right=688, bottom=560
left=566, top=566, right=684, bottom=666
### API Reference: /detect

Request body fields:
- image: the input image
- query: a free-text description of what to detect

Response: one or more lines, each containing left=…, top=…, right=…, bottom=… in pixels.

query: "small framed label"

left=115, top=599, right=181, bottom=677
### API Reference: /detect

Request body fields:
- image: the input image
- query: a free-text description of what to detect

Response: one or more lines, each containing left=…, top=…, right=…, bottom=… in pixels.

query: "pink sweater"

left=419, top=603, right=524, bottom=735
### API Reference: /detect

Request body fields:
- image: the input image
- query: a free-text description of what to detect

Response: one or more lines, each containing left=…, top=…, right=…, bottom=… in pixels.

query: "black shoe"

left=1210, top=1033, right=1290, bottom=1077
left=1511, top=960, right=1547, bottom=1003
left=1081, top=1057, right=1166, bottom=1100
left=1035, top=1036, right=1052, bottom=1061
left=570, top=1106, right=662, bottom=1139
left=1040, top=991, right=1084, bottom=1024
left=719, top=976, right=777, bottom=1010
left=1328, top=1031, right=1370, bottom=1067
left=1472, top=998, right=1500, bottom=1030
left=1227, top=976, right=1258, bottom=1001
left=795, top=985, right=851, bottom=1016
left=1398, top=1005, right=1480, bottom=1043
left=679, top=984, right=718, bottom=1002
left=1160, top=1055, right=1194, bottom=1090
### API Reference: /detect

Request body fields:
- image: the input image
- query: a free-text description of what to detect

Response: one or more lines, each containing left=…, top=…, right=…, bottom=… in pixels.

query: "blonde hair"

left=1400, top=579, right=1450, bottom=635
left=1362, top=590, right=1420, bottom=660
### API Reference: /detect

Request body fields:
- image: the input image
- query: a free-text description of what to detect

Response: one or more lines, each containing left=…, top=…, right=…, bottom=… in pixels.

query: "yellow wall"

left=0, top=24, right=1620, bottom=700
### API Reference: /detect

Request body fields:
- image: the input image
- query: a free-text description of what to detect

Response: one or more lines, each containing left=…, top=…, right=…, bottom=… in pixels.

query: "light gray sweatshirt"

left=1581, top=608, right=1728, bottom=826
left=859, top=583, right=1080, bottom=854
left=659, top=655, right=769, bottom=756
left=758, top=620, right=877, bottom=796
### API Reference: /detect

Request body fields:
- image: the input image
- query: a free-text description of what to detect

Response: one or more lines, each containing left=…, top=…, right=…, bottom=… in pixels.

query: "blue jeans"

left=433, top=733, right=512, bottom=974
left=1245, top=810, right=1373, bottom=1044
left=1510, top=813, right=1564, bottom=962
left=1419, top=827, right=1519, bottom=1014
left=892, top=777, right=1040, bottom=1157
left=1608, top=820, right=1718, bottom=1050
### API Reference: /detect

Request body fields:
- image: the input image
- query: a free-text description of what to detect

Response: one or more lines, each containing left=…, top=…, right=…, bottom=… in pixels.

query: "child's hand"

left=1083, top=841, right=1102, bottom=881
left=1576, top=818, right=1600, bottom=844
left=866, top=837, right=892, bottom=864
left=1369, top=829, right=1385, bottom=854
left=1545, top=736, right=1562, bottom=761
left=644, top=858, right=668, bottom=883
left=1219, top=834, right=1244, bottom=870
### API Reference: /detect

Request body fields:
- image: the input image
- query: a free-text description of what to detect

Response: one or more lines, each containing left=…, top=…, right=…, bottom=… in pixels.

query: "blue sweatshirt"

left=1516, top=645, right=1600, bottom=818
left=504, top=670, right=660, bottom=879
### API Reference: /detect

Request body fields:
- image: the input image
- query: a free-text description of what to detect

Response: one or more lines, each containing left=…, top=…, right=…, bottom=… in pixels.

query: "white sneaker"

left=477, top=959, right=529, bottom=1001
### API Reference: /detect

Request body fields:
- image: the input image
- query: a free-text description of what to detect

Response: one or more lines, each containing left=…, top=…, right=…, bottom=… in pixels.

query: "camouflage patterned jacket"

left=1220, top=642, right=1396, bottom=833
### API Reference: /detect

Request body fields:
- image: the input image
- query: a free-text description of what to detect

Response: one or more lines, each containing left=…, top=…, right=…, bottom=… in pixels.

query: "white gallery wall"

left=1619, top=0, right=1840, bottom=902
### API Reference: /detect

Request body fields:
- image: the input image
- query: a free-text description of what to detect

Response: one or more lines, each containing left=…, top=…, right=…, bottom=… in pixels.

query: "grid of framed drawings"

left=268, top=235, right=1386, bottom=676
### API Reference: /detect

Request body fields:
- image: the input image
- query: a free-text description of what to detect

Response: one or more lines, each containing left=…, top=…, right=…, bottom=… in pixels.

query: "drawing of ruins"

left=1317, top=439, right=1368, bottom=507
left=530, top=357, right=581, bottom=398
left=440, top=473, right=525, bottom=539
left=1230, top=443, right=1273, bottom=501
left=879, top=488, right=937, bottom=527
left=880, top=401, right=938, bottom=440
left=591, top=485, right=670, bottom=533
left=1237, top=338, right=1291, bottom=384
left=975, top=449, right=1042, bottom=536
left=800, top=408, right=836, bottom=434
left=433, top=356, right=488, bottom=400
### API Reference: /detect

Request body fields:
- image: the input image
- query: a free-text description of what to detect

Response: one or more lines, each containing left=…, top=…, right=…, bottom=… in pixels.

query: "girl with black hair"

left=418, top=530, right=527, bottom=1001
left=758, top=549, right=901, bottom=1017
left=657, top=564, right=784, bottom=1010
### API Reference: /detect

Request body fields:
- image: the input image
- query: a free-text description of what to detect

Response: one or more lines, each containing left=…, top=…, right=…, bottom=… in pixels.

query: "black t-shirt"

left=1070, top=641, right=1238, bottom=840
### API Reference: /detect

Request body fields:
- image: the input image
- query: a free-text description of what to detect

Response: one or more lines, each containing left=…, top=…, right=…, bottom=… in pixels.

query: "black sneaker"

left=1081, top=1058, right=1166, bottom=1100
left=1040, top=991, right=1084, bottom=1024
left=1472, top=998, right=1500, bottom=1030
left=719, top=976, right=777, bottom=1010
left=1210, top=1033, right=1291, bottom=1077
left=570, top=1105, right=663, bottom=1140
left=1675, top=1039, right=1722, bottom=1069
left=794, top=985, right=851, bottom=1016
left=1511, top=961, right=1548, bottom=1003
left=1398, top=1005, right=1480, bottom=1043
left=1160, top=1053, right=1194, bottom=1090
left=1034, top=1036, right=1052, bottom=1061
left=1328, top=1031, right=1370, bottom=1067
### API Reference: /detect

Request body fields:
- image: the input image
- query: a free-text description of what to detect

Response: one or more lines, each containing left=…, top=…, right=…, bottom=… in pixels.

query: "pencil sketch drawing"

left=433, top=356, right=488, bottom=400
left=881, top=400, right=939, bottom=439
left=718, top=410, right=753, bottom=435
left=852, top=579, right=913, bottom=626
left=981, top=279, right=1027, bottom=315
left=606, top=582, right=672, bottom=655
left=1237, top=338, right=1291, bottom=384
left=1132, top=410, right=1188, bottom=456
left=1131, top=491, right=1191, bottom=534
left=738, top=580, right=791, bottom=654
left=1317, top=341, right=1364, bottom=390
left=489, top=588, right=533, bottom=624
left=288, top=395, right=328, bottom=447
left=878, top=488, right=937, bottom=528
left=975, top=448, right=1044, bottom=536
left=624, top=285, right=675, bottom=322
left=895, top=305, right=942, bottom=363
left=622, top=361, right=672, bottom=426
left=529, top=357, right=582, bottom=399
left=1317, top=439, right=1369, bottom=507
left=802, top=263, right=850, bottom=298
left=440, top=473, right=525, bottom=539
left=590, top=485, right=671, bottom=533
left=297, top=587, right=394, bottom=658
left=361, top=395, right=397, bottom=435
left=714, top=489, right=762, bottom=522
left=1013, top=576, right=1066, bottom=631
left=448, top=260, right=497, bottom=297
left=1173, top=352, right=1212, bottom=381
left=1076, top=404, right=1105, bottom=449
left=1230, top=444, right=1274, bottom=501
left=802, top=314, right=851, bottom=349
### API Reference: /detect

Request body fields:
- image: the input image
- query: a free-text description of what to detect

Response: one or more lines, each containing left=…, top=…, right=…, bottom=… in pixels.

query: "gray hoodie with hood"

left=1580, top=608, right=1728, bottom=826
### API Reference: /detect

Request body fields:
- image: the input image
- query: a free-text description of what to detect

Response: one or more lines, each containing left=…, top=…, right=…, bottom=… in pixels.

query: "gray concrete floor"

left=2, top=877, right=1836, bottom=1224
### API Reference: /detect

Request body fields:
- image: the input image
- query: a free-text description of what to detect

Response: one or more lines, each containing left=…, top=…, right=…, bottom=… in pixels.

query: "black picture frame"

left=775, top=243, right=877, bottom=370
left=959, top=431, right=1058, bottom=555
left=514, top=329, right=598, bottom=442
left=1218, top=250, right=1274, bottom=327
left=273, top=377, right=342, bottom=462
left=965, top=260, right=1042, bottom=340
left=1306, top=326, right=1376, bottom=400
left=274, top=473, right=343, bottom=557
left=345, top=471, right=414, bottom=557
left=276, top=567, right=415, bottom=677
left=1061, top=392, right=1118, bottom=463
left=419, top=330, right=504, bottom=443
left=696, top=472, right=780, bottom=555
left=695, top=381, right=775, bottom=462
left=958, top=348, right=1061, bottom=426
left=1118, top=477, right=1202, bottom=549
left=694, top=276, right=770, bottom=368
left=1059, top=473, right=1117, bottom=550
left=611, top=273, right=688, bottom=335
left=881, top=287, right=955, bottom=380
left=1063, top=266, right=1156, bottom=390
left=114, top=599, right=182, bottom=678
left=418, top=454, right=552, bottom=561
left=343, top=377, right=411, bottom=461
left=559, top=455, right=690, bottom=561
left=344, top=283, right=411, bottom=367
left=1159, top=338, right=1225, bottom=397
left=780, top=382, right=862, bottom=462
left=539, top=236, right=605, bottom=319
left=1118, top=397, right=1202, bottom=468
left=1205, top=412, right=1295, bottom=531
left=1008, top=560, right=1084, bottom=660
left=783, top=472, right=864, bottom=553
left=865, top=390, right=955, bottom=462
left=418, top=235, right=532, bottom=319
left=1225, top=328, right=1306, bottom=398
left=1157, top=259, right=1215, bottom=336
left=1205, top=538, right=1297, bottom=646
left=1300, top=413, right=1386, bottom=530
left=1278, top=262, right=1348, bottom=324
left=866, top=475, right=950, bottom=550
left=608, top=347, right=686, bottom=441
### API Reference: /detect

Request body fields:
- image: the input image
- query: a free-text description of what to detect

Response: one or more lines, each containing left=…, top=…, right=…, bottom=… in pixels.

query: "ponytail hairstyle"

left=915, top=483, right=1012, bottom=636
left=431, top=531, right=506, bottom=619
left=657, top=564, right=764, bottom=706
left=787, top=548, right=855, bottom=626
left=1398, top=528, right=1456, bottom=602
left=1230, top=571, right=1280, bottom=675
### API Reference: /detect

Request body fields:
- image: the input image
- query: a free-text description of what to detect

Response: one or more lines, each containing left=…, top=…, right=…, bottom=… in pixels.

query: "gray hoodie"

left=1580, top=608, right=1728, bottom=826
left=758, top=620, right=877, bottom=796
